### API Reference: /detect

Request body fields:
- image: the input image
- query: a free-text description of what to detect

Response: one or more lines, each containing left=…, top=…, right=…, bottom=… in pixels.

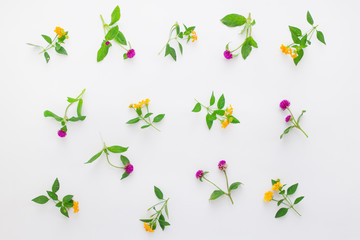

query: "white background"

left=1, top=0, right=359, bottom=239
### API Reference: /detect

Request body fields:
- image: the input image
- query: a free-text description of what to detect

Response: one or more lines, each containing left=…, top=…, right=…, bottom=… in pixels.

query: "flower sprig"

left=86, top=139, right=133, bottom=180
left=221, top=13, right=257, bottom=60
left=264, top=179, right=304, bottom=218
left=97, top=6, right=135, bottom=62
left=140, top=186, right=170, bottom=232
left=192, top=92, right=240, bottom=129
left=279, top=100, right=308, bottom=139
left=281, top=11, right=326, bottom=65
left=127, top=99, right=165, bottom=131
left=159, top=22, right=197, bottom=61
left=32, top=178, right=78, bottom=218
left=44, top=89, right=86, bottom=138
left=196, top=161, right=242, bottom=204
left=27, top=27, right=68, bottom=63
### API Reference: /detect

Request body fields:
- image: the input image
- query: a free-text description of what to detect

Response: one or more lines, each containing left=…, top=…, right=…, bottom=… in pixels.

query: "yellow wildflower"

left=144, top=222, right=154, bottom=232
left=190, top=30, right=197, bottom=42
left=264, top=191, right=273, bottom=202
left=144, top=99, right=150, bottom=105
left=129, top=104, right=134, bottom=108
left=54, top=27, right=66, bottom=38
left=226, top=105, right=233, bottom=116
left=272, top=182, right=283, bottom=191
left=221, top=119, right=229, bottom=129
left=73, top=201, right=79, bottom=213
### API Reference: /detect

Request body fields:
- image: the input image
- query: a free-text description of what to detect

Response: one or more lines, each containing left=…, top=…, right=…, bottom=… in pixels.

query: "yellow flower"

left=272, top=182, right=283, bottom=191
left=264, top=191, right=273, bottom=202
left=190, top=30, right=197, bottom=42
left=291, top=53, right=298, bottom=59
left=144, top=99, right=150, bottom=105
left=129, top=104, right=134, bottom=108
left=226, top=105, right=233, bottom=116
left=73, top=201, right=79, bottom=213
left=144, top=222, right=154, bottom=232
left=221, top=119, right=229, bottom=128
left=54, top=26, right=66, bottom=38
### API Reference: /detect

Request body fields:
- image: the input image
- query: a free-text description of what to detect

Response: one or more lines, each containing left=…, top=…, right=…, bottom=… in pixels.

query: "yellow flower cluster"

left=264, top=181, right=283, bottom=202
left=73, top=201, right=79, bottom=213
left=144, top=222, right=154, bottom=232
left=272, top=182, right=283, bottom=191
left=129, top=99, right=150, bottom=109
left=54, top=26, right=66, bottom=38
left=280, top=44, right=298, bottom=59
left=191, top=30, right=198, bottom=42
left=221, top=105, right=234, bottom=129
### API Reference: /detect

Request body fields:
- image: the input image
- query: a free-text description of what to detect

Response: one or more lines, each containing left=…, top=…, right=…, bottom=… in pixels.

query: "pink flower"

left=126, top=49, right=135, bottom=58
left=285, top=115, right=292, bottom=122
left=124, top=163, right=134, bottom=174
left=280, top=100, right=290, bottom=110
left=57, top=129, right=67, bottom=138
left=105, top=41, right=110, bottom=46
left=196, top=170, right=204, bottom=179
left=218, top=160, right=228, bottom=171
left=224, top=50, right=233, bottom=59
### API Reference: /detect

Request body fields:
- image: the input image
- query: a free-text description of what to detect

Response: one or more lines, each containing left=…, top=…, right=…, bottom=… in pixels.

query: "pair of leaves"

left=165, top=44, right=177, bottom=61
left=306, top=10, right=326, bottom=45
left=55, top=42, right=67, bottom=55
left=241, top=36, right=258, bottom=60
left=85, top=145, right=128, bottom=164
left=158, top=214, right=170, bottom=230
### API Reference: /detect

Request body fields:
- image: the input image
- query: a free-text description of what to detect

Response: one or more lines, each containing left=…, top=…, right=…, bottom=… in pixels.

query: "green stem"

left=224, top=171, right=234, bottom=204
left=203, top=177, right=225, bottom=193
left=136, top=110, right=160, bottom=131
left=100, top=14, right=129, bottom=51
left=150, top=198, right=169, bottom=225
left=104, top=151, right=123, bottom=169
left=64, top=89, right=86, bottom=120
left=287, top=108, right=308, bottom=138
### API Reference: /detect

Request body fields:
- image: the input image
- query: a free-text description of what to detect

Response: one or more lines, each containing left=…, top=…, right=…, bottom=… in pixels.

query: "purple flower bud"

left=196, top=170, right=204, bottom=179
left=285, top=115, right=292, bottom=122
left=280, top=100, right=290, bottom=110
left=218, top=160, right=228, bottom=171
left=126, top=49, right=136, bottom=58
left=57, top=129, right=67, bottom=138
left=124, top=163, right=134, bottom=174
left=105, top=41, right=110, bottom=46
left=223, top=50, right=233, bottom=59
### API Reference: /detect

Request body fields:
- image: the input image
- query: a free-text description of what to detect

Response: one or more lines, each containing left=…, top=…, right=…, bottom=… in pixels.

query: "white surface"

left=0, top=0, right=359, bottom=239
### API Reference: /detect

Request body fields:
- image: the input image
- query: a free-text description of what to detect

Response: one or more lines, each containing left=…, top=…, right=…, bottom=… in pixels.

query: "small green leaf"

left=247, top=36, right=258, bottom=48
left=63, top=201, right=73, bottom=208
left=63, top=195, right=73, bottom=203
left=192, top=103, right=201, bottom=112
left=41, top=35, right=52, bottom=44
left=154, top=186, right=164, bottom=200
left=97, top=45, right=110, bottom=62
left=107, top=146, right=128, bottom=153
left=241, top=43, right=252, bottom=59
left=300, top=34, right=307, bottom=48
left=85, top=150, right=103, bottom=164
left=153, top=114, right=165, bottom=123
left=210, top=92, right=215, bottom=106
left=141, top=125, right=150, bottom=129
left=306, top=11, right=314, bottom=25
left=144, top=113, right=153, bottom=118
left=105, top=26, right=119, bottom=40
left=60, top=206, right=69, bottom=218
left=275, top=208, right=288, bottom=218
left=55, top=202, right=62, bottom=207
left=77, top=99, right=83, bottom=117
left=120, top=155, right=130, bottom=165
left=280, top=126, right=295, bottom=139
left=115, top=31, right=127, bottom=45
left=165, top=204, right=169, bottom=218
left=55, top=45, right=68, bottom=55
left=44, top=110, right=62, bottom=121
left=32, top=195, right=49, bottom=204
left=44, top=52, right=50, bottom=63
left=293, top=48, right=304, bottom=66
left=126, top=117, right=140, bottom=124
left=136, top=108, right=142, bottom=116
left=165, top=44, right=176, bottom=61
left=294, top=196, right=304, bottom=204
left=209, top=190, right=225, bottom=200
left=221, top=14, right=246, bottom=27
left=206, top=114, right=213, bottom=130
left=67, top=97, right=78, bottom=103
left=287, top=183, right=298, bottom=195
left=121, top=171, right=129, bottom=180
left=217, top=94, right=225, bottom=109
left=110, top=6, right=121, bottom=26
left=47, top=191, right=58, bottom=201
left=277, top=199, right=285, bottom=206
left=178, top=42, right=183, bottom=55
left=214, top=110, right=225, bottom=116
left=230, top=116, right=240, bottom=124
left=271, top=179, right=277, bottom=185
left=52, top=178, right=60, bottom=193
left=289, top=26, right=302, bottom=37
left=316, top=30, right=326, bottom=45
left=229, top=182, right=242, bottom=191
left=297, top=110, right=306, bottom=123
left=140, top=219, right=152, bottom=223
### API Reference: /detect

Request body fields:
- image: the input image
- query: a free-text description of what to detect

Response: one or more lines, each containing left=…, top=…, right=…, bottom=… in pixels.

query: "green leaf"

left=154, top=186, right=164, bottom=199
left=275, top=208, right=288, bottom=218
left=68, top=117, right=81, bottom=122
left=221, top=14, right=246, bottom=27
left=55, top=45, right=68, bottom=55
left=206, top=114, right=214, bottom=130
left=230, top=116, right=240, bottom=124
left=144, top=113, right=153, bottom=118
left=277, top=199, right=285, bottom=206
left=63, top=201, right=73, bottom=208
left=214, top=110, right=225, bottom=116
left=209, top=190, right=225, bottom=200
left=32, top=195, right=49, bottom=204
left=44, top=52, right=50, bottom=63
left=280, top=126, right=294, bottom=139
left=105, top=26, right=119, bottom=40
left=42, top=35, right=52, bottom=44
left=61, top=125, right=67, bottom=132
left=140, top=219, right=152, bottom=223
left=126, top=117, right=140, bottom=124
left=107, top=146, right=128, bottom=153
left=217, top=94, right=225, bottom=109
left=55, top=202, right=62, bottom=207
left=60, top=206, right=69, bottom=218
left=136, top=108, right=142, bottom=116
left=287, top=183, right=298, bottom=195
left=316, top=30, right=326, bottom=44
left=291, top=33, right=300, bottom=44
left=121, top=171, right=129, bottom=180
left=44, top=110, right=62, bottom=121
left=110, top=6, right=121, bottom=26
left=165, top=44, right=176, bottom=61
left=293, top=48, right=304, bottom=66
left=67, top=97, right=78, bottom=103
left=289, top=26, right=302, bottom=37
left=115, top=31, right=127, bottom=45
left=192, top=103, right=201, bottom=112
left=77, top=99, right=83, bottom=117
left=97, top=44, right=110, bottom=62
left=153, top=114, right=165, bottom=123
left=120, top=155, right=130, bottom=165
left=297, top=110, right=306, bottom=123
left=294, top=196, right=304, bottom=204
left=52, top=178, right=60, bottom=193
left=300, top=34, right=308, bottom=48
left=229, top=182, right=242, bottom=191
left=241, top=43, right=252, bottom=60
left=85, top=150, right=103, bottom=164
left=210, top=92, right=215, bottom=106
left=178, top=42, right=183, bottom=55
left=271, top=179, right=277, bottom=185
left=47, top=191, right=58, bottom=201
left=176, top=24, right=180, bottom=34
left=63, top=195, right=73, bottom=203
left=247, top=37, right=258, bottom=48
left=141, top=125, right=150, bottom=129
left=165, top=204, right=169, bottom=218
left=306, top=11, right=314, bottom=25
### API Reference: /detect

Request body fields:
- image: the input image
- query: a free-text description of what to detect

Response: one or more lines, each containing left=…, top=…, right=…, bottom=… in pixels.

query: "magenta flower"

left=224, top=50, right=233, bottom=59
left=196, top=170, right=204, bottom=179
left=285, top=115, right=292, bottom=122
left=218, top=160, right=228, bottom=171
left=126, top=49, right=136, bottom=58
left=280, top=100, right=290, bottom=110
left=105, top=41, right=110, bottom=46
left=57, top=129, right=67, bottom=138
left=124, top=163, right=134, bottom=174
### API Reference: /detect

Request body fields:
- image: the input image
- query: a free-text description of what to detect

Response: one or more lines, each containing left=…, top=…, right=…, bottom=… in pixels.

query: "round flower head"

left=57, top=129, right=67, bottom=138
left=264, top=191, right=273, bottom=202
left=218, top=160, right=228, bottom=171
left=279, top=100, right=290, bottom=110
left=272, top=182, right=283, bottom=191
left=224, top=50, right=233, bottom=59
left=124, top=163, right=134, bottom=174
left=196, top=170, right=204, bottom=179
left=285, top=115, right=292, bottom=122
left=105, top=41, right=110, bottom=46
left=127, top=49, right=136, bottom=58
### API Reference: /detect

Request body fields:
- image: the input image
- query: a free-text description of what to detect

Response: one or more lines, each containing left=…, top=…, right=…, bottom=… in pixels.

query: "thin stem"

left=135, top=109, right=160, bottom=132
left=105, top=151, right=123, bottom=169
left=64, top=89, right=86, bottom=119
left=287, top=107, right=308, bottom=138
left=297, top=126, right=308, bottom=138
left=224, top=171, right=234, bottom=204
left=203, top=177, right=225, bottom=193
